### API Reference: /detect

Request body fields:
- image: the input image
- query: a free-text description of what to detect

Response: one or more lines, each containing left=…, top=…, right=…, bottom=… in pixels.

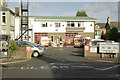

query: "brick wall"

left=78, top=32, right=94, bottom=39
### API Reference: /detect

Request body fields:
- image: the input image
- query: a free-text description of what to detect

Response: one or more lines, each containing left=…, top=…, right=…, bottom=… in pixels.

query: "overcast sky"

left=7, top=1, right=119, bottom=23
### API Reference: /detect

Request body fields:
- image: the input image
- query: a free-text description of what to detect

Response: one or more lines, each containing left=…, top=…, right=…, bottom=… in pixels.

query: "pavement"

left=1, top=57, right=119, bottom=65
left=1, top=59, right=29, bottom=65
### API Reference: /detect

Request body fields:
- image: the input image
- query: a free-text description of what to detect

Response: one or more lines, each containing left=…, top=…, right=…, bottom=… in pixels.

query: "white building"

left=15, top=16, right=97, bottom=47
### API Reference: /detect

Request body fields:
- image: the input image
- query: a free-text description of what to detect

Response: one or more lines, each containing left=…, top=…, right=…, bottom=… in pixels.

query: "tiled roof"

left=35, top=16, right=97, bottom=21
left=96, top=21, right=120, bottom=29
left=1, top=6, right=15, bottom=15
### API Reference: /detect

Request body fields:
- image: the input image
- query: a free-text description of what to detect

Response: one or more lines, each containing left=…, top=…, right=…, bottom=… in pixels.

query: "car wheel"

left=33, top=52, right=39, bottom=57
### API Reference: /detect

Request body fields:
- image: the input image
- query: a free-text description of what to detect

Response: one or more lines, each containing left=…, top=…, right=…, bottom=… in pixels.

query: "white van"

left=40, top=37, right=49, bottom=47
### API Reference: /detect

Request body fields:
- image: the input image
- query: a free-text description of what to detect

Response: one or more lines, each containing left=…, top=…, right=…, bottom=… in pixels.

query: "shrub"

left=9, top=40, right=18, bottom=58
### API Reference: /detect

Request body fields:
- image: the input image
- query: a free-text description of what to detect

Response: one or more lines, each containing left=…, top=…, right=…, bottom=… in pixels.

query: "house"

left=95, top=21, right=120, bottom=39
left=15, top=16, right=97, bottom=47
left=0, top=0, right=15, bottom=40
left=0, top=0, right=15, bottom=58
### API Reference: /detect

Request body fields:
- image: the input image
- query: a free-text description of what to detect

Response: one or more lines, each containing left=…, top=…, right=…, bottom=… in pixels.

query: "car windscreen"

left=74, top=38, right=82, bottom=42
left=28, top=42, right=38, bottom=47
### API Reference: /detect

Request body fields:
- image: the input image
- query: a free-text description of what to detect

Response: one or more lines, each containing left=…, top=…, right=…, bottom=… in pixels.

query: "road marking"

left=41, top=66, right=44, bottom=69
left=51, top=66, right=59, bottom=69
left=30, top=66, right=34, bottom=69
left=20, top=67, right=24, bottom=69
left=100, top=65, right=120, bottom=71
left=72, top=64, right=120, bottom=71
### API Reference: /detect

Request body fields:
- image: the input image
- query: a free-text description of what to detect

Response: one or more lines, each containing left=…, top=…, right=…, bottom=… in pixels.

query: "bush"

left=9, top=40, right=18, bottom=58
left=105, top=25, right=119, bottom=41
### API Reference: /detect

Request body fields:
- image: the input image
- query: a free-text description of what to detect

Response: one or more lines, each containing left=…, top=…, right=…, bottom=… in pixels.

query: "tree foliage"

left=76, top=10, right=88, bottom=17
left=9, top=40, right=18, bottom=57
left=105, top=25, right=120, bottom=41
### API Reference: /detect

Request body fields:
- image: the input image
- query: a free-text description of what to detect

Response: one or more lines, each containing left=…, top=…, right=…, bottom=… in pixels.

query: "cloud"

left=78, top=3, right=118, bottom=22
left=30, top=3, right=43, bottom=9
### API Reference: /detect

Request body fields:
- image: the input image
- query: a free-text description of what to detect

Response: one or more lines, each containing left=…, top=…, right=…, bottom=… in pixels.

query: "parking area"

left=2, top=46, right=119, bottom=78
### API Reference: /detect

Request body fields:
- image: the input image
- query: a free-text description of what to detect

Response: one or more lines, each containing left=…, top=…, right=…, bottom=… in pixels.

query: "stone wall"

left=12, top=47, right=27, bottom=59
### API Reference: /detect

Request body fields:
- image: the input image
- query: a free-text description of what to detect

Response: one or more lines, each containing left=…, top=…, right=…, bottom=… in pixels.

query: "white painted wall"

left=33, top=21, right=94, bottom=33
left=33, top=21, right=67, bottom=33
left=15, top=17, right=20, bottom=39
left=84, top=22, right=94, bottom=32
left=15, top=16, right=96, bottom=42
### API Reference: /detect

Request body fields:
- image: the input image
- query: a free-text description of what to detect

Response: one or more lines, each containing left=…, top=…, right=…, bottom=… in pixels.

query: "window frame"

left=71, top=22, right=75, bottom=27
left=55, top=23, right=61, bottom=27
left=41, top=23, right=48, bottom=27
left=2, top=12, right=7, bottom=25
left=2, top=29, right=6, bottom=34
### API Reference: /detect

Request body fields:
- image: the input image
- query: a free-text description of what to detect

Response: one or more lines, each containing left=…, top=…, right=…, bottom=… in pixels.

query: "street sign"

left=26, top=46, right=31, bottom=51
left=84, top=46, right=89, bottom=51
left=99, top=42, right=120, bottom=53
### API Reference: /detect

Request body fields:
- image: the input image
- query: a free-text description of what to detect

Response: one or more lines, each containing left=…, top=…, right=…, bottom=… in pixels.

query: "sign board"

left=84, top=46, right=89, bottom=51
left=26, top=46, right=31, bottom=51
left=99, top=42, right=120, bottom=53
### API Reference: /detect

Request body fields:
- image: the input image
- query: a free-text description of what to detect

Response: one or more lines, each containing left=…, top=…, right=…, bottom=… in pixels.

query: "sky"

left=7, top=0, right=119, bottom=23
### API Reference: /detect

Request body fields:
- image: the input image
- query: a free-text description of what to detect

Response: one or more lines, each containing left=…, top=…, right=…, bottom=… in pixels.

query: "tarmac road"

left=1, top=47, right=120, bottom=79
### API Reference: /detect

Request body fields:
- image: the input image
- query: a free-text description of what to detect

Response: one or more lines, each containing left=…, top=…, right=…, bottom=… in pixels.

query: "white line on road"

left=72, top=64, right=120, bottom=71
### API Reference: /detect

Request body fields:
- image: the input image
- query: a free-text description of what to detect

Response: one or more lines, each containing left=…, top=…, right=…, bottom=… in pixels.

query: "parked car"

left=40, top=36, right=49, bottom=47
left=28, top=42, right=46, bottom=50
left=89, top=39, right=105, bottom=47
left=15, top=41, right=46, bottom=57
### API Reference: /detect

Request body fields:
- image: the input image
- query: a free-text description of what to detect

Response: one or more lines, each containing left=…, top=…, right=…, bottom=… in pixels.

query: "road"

left=1, top=47, right=120, bottom=79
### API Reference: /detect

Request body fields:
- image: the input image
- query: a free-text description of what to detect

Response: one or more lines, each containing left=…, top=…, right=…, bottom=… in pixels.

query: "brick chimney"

left=15, top=7, right=19, bottom=16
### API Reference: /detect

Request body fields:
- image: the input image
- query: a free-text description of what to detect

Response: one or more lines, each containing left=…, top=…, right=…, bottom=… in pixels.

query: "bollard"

left=84, top=45, right=90, bottom=57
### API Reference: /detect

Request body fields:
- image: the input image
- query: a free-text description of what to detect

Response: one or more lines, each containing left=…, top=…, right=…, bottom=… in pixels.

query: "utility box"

left=0, top=35, right=10, bottom=59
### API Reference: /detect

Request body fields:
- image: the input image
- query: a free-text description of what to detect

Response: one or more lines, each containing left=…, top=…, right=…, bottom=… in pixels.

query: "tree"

left=105, top=25, right=118, bottom=41
left=76, top=10, right=88, bottom=17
